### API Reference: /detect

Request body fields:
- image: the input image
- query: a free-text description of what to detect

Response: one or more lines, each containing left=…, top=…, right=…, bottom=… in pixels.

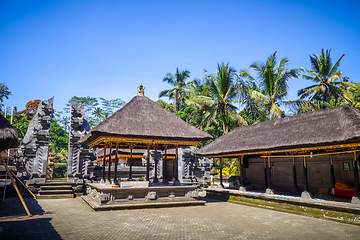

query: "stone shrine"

left=15, top=97, right=54, bottom=185
left=67, top=99, right=96, bottom=184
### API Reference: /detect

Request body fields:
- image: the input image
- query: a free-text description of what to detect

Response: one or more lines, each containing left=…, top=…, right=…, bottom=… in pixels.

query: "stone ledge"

left=81, top=195, right=206, bottom=211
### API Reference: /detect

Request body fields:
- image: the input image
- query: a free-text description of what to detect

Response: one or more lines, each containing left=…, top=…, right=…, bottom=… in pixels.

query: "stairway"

left=37, top=181, right=75, bottom=199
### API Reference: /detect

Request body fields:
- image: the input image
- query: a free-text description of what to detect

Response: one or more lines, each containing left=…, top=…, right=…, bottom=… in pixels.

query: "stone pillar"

left=301, top=156, right=312, bottom=199
left=173, top=146, right=181, bottom=186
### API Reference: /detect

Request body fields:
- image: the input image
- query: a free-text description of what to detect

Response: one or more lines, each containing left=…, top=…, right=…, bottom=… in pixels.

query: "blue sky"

left=1, top=0, right=359, bottom=115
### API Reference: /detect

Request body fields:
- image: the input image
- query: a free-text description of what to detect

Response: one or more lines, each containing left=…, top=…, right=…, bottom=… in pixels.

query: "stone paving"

left=1, top=197, right=360, bottom=239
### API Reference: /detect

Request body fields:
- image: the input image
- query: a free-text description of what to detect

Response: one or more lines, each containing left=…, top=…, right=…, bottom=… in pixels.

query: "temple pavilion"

left=79, top=85, right=212, bottom=186
left=196, top=104, right=360, bottom=204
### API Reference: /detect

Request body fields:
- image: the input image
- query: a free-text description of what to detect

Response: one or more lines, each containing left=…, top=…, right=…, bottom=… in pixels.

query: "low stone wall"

left=86, top=183, right=198, bottom=205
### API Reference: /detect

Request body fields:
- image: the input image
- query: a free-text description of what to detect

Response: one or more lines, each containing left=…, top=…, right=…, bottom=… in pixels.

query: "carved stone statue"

left=67, top=99, right=96, bottom=184
left=15, top=97, right=54, bottom=184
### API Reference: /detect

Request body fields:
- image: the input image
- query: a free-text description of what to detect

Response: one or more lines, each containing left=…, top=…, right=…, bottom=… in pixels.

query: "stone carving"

left=15, top=97, right=54, bottom=184
left=67, top=99, right=96, bottom=183
left=179, top=148, right=213, bottom=187
left=146, top=191, right=157, bottom=200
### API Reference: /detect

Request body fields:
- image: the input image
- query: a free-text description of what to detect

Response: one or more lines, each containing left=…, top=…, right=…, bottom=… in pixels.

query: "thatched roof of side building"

left=196, top=105, right=360, bottom=157
left=0, top=114, right=19, bottom=152
left=79, top=95, right=212, bottom=148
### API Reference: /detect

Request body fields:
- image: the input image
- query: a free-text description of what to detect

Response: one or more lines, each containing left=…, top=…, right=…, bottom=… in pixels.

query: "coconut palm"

left=188, top=63, right=247, bottom=135
left=159, top=68, right=191, bottom=112
left=241, top=52, right=304, bottom=119
left=298, top=49, right=356, bottom=103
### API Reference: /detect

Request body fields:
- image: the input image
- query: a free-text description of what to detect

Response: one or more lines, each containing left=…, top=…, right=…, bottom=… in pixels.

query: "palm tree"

left=298, top=49, right=355, bottom=103
left=188, top=63, right=247, bottom=135
left=241, top=52, right=304, bottom=119
left=159, top=68, right=191, bottom=112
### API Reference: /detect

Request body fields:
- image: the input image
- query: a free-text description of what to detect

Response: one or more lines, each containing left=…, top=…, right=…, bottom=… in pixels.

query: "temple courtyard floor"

left=1, top=196, right=360, bottom=240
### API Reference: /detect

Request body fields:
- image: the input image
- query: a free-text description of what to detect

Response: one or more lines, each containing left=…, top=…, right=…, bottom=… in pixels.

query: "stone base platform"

left=84, top=183, right=204, bottom=210
left=82, top=195, right=205, bottom=211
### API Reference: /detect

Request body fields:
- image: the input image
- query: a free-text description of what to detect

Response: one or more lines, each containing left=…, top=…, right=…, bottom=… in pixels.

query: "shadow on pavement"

left=0, top=197, right=45, bottom=217
left=0, top=217, right=61, bottom=240
left=196, top=196, right=229, bottom=203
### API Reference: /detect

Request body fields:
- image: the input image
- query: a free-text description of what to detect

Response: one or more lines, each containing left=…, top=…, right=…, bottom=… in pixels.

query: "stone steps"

left=37, top=194, right=75, bottom=199
left=37, top=182, right=75, bottom=199
left=40, top=185, right=72, bottom=190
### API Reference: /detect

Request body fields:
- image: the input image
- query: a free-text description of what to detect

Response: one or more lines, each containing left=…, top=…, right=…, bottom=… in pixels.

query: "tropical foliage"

left=3, top=48, right=360, bottom=177
left=159, top=68, right=191, bottom=112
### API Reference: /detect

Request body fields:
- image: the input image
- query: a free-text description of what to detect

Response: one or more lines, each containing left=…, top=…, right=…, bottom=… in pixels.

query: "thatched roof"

left=0, top=114, right=19, bottom=152
left=196, top=105, right=360, bottom=157
left=79, top=95, right=212, bottom=147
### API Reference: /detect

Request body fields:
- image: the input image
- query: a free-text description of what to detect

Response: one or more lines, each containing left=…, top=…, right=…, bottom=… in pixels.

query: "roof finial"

left=137, top=84, right=145, bottom=96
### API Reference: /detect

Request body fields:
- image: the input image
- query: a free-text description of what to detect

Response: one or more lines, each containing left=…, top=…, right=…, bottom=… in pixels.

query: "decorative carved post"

left=128, top=146, right=134, bottom=181
left=265, top=157, right=274, bottom=194
left=146, top=144, right=150, bottom=181
left=263, top=158, right=268, bottom=189
left=239, top=156, right=245, bottom=191
left=153, top=143, right=159, bottom=183
left=113, top=142, right=119, bottom=184
left=353, top=152, right=359, bottom=197
left=107, top=144, right=112, bottom=184
left=301, top=155, right=311, bottom=199
left=162, top=145, right=168, bottom=184
left=101, top=144, right=106, bottom=184
left=292, top=157, right=298, bottom=191
left=330, top=155, right=335, bottom=193
left=219, top=157, right=223, bottom=188
left=173, top=145, right=181, bottom=186
left=351, top=152, right=360, bottom=204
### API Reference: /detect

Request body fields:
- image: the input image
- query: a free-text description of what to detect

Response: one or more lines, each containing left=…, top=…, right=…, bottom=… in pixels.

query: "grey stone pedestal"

left=265, top=188, right=274, bottom=195
left=351, top=196, right=360, bottom=204
left=301, top=191, right=312, bottom=199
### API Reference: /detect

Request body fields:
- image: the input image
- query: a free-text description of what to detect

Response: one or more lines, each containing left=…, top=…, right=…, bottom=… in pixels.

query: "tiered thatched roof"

left=196, top=105, right=360, bottom=157
left=0, top=114, right=19, bottom=151
left=79, top=95, right=212, bottom=148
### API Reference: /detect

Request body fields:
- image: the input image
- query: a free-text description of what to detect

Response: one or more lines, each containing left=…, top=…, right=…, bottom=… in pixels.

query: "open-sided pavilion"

left=79, top=85, right=212, bottom=186
left=196, top=104, right=360, bottom=204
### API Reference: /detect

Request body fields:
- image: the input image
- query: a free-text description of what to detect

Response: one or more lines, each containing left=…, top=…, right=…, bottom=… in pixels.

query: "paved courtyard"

left=0, top=197, right=360, bottom=239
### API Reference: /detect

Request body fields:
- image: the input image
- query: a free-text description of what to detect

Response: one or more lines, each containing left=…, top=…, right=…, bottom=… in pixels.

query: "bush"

left=54, top=163, right=67, bottom=178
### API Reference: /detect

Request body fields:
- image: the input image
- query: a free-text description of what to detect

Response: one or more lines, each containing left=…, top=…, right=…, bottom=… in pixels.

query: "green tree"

left=49, top=119, right=69, bottom=152
left=159, top=68, right=191, bottom=112
left=0, top=83, right=11, bottom=111
left=241, top=52, right=304, bottom=119
left=99, top=97, right=125, bottom=117
left=155, top=100, right=174, bottom=113
left=298, top=49, right=356, bottom=103
left=189, top=63, right=247, bottom=135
